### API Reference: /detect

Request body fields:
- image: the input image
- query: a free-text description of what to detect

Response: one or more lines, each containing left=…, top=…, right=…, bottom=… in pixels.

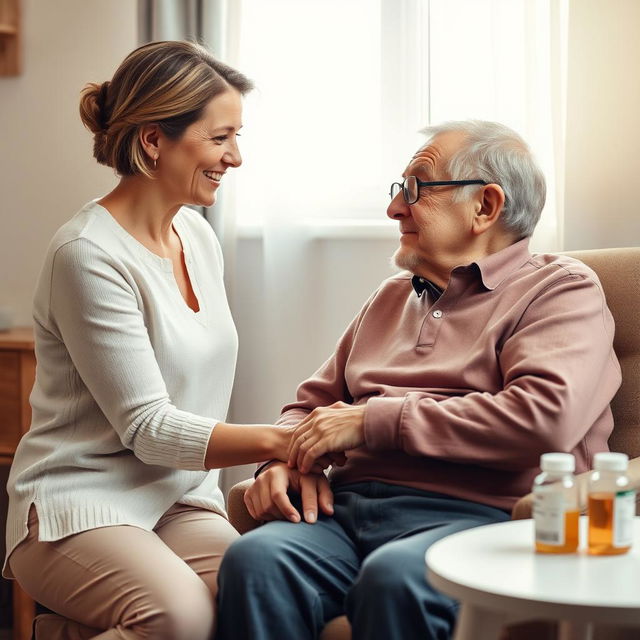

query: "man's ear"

left=138, top=124, right=162, bottom=161
left=472, top=184, right=506, bottom=235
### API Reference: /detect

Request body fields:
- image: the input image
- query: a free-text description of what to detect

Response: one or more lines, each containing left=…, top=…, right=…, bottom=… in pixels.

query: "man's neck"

left=413, top=232, right=519, bottom=288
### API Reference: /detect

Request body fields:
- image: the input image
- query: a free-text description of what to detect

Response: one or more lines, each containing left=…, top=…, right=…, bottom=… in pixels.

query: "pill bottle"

left=588, top=452, right=636, bottom=555
left=533, top=453, right=579, bottom=553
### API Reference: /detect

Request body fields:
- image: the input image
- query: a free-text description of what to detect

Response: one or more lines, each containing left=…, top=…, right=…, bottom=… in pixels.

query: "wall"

left=563, top=0, right=640, bottom=249
left=0, top=0, right=137, bottom=326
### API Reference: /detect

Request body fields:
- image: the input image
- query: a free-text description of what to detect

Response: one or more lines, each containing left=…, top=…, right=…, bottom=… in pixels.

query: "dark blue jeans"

left=215, top=482, right=509, bottom=640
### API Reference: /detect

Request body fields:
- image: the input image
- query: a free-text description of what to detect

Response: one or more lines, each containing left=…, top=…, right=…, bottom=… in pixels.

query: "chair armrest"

left=227, top=478, right=262, bottom=534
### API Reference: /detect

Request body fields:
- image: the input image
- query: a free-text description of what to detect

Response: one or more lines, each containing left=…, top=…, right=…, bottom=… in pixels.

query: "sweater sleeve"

left=364, top=272, right=621, bottom=470
left=47, top=238, right=215, bottom=471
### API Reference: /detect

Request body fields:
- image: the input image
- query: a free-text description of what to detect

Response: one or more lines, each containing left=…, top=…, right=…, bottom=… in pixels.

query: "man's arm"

left=290, top=273, right=621, bottom=473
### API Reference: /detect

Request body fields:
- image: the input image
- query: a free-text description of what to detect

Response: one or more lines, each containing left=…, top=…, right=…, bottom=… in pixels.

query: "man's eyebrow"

left=405, top=164, right=433, bottom=180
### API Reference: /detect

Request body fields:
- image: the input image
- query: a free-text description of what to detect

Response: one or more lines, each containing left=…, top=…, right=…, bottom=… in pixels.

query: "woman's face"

left=156, top=88, right=243, bottom=207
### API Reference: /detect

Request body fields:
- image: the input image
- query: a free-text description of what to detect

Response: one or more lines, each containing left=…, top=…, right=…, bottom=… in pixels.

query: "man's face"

left=387, top=131, right=478, bottom=284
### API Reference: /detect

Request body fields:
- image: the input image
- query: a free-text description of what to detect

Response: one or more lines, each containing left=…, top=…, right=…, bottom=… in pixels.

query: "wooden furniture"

left=0, top=327, right=35, bottom=640
left=0, top=0, right=21, bottom=76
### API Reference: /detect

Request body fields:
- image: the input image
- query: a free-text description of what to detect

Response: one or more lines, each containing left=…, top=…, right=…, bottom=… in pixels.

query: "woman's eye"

left=212, top=135, right=228, bottom=144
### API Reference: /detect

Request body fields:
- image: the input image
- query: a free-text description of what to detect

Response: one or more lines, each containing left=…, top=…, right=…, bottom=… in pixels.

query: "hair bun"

left=79, top=81, right=111, bottom=135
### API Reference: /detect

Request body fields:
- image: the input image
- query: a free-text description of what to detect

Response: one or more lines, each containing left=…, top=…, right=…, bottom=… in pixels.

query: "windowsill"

left=237, top=219, right=399, bottom=240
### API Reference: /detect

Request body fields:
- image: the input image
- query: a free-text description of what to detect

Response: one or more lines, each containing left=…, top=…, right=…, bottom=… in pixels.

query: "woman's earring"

left=153, top=156, right=158, bottom=170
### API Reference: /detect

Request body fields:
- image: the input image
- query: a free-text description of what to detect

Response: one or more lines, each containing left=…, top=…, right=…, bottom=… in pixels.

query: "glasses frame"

left=389, top=177, right=488, bottom=205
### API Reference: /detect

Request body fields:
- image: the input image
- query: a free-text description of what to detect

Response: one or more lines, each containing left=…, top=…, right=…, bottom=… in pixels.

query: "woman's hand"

left=287, top=402, right=365, bottom=474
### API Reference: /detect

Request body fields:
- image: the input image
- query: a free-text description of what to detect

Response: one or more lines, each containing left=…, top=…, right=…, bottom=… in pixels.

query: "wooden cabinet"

left=0, top=328, right=34, bottom=464
left=0, top=0, right=21, bottom=76
left=0, top=327, right=35, bottom=640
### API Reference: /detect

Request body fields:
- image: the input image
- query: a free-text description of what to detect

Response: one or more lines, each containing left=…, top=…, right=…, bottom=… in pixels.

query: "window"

left=234, top=0, right=566, bottom=250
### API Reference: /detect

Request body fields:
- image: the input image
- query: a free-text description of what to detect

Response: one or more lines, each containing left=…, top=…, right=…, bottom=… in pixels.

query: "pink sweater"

left=278, top=240, right=621, bottom=510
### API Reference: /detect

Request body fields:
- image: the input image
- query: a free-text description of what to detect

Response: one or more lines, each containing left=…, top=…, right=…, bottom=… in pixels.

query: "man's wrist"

left=254, top=459, right=279, bottom=478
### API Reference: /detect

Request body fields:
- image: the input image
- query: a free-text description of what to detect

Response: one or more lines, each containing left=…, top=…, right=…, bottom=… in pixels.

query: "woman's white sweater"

left=3, top=201, right=238, bottom=578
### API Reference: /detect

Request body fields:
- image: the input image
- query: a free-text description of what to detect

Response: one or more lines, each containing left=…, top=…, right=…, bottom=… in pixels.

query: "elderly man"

left=215, top=121, right=621, bottom=640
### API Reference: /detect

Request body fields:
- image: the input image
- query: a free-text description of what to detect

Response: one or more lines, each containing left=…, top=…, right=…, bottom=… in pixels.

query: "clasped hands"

left=244, top=402, right=365, bottom=525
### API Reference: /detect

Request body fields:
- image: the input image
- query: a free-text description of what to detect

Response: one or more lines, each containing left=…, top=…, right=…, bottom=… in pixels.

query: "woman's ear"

left=472, top=184, right=506, bottom=235
left=138, top=124, right=161, bottom=161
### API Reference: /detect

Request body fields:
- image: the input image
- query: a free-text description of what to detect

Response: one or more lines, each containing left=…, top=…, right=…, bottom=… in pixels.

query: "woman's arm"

left=48, top=238, right=292, bottom=472
left=205, top=423, right=292, bottom=469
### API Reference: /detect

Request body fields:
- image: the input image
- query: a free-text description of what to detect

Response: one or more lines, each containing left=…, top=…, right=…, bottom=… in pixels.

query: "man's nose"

left=387, top=192, right=409, bottom=220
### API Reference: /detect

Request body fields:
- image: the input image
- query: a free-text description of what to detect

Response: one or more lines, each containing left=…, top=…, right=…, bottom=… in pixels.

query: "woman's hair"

left=420, top=120, right=546, bottom=239
left=79, top=41, right=253, bottom=177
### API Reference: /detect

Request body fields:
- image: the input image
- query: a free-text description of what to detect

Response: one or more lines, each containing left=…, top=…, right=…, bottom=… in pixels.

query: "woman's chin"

left=190, top=193, right=217, bottom=208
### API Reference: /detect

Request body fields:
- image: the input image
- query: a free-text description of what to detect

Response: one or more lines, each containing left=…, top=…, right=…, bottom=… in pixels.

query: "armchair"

left=227, top=247, right=640, bottom=640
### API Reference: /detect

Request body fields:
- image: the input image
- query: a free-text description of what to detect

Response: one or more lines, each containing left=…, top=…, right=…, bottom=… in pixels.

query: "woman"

left=3, top=41, right=291, bottom=640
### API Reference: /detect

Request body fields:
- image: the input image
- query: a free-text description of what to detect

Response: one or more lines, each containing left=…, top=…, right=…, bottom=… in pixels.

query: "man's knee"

left=355, top=542, right=419, bottom=596
left=219, top=525, right=295, bottom=587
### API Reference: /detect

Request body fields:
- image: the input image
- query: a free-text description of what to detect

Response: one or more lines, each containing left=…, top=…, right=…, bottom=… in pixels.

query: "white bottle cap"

left=593, top=452, right=629, bottom=472
left=540, top=452, right=575, bottom=472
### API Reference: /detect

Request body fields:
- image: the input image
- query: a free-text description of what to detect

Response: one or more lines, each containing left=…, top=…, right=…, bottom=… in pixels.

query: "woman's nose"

left=224, top=140, right=242, bottom=168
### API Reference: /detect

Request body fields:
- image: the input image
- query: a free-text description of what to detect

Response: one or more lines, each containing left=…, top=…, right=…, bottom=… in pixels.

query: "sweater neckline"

left=90, top=202, right=205, bottom=319
left=92, top=201, right=183, bottom=274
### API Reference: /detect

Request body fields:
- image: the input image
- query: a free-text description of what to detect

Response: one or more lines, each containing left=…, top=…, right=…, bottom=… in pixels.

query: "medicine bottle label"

left=613, top=490, right=636, bottom=547
left=533, top=491, right=565, bottom=545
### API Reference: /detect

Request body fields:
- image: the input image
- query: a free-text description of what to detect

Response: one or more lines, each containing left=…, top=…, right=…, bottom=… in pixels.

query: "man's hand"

left=287, top=402, right=366, bottom=474
left=271, top=425, right=346, bottom=473
left=511, top=493, right=533, bottom=520
left=244, top=461, right=334, bottom=524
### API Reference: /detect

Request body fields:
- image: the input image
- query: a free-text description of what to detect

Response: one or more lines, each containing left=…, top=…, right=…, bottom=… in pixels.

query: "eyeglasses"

left=389, top=176, right=488, bottom=205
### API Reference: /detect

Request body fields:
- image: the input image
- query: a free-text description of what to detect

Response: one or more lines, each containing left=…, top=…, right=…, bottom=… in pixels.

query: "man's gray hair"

left=420, top=120, right=546, bottom=238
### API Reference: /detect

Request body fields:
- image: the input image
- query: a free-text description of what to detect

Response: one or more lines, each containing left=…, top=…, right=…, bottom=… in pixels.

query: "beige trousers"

left=8, top=503, right=239, bottom=640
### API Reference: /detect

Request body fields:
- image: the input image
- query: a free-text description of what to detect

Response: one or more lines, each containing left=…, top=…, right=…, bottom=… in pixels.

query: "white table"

left=426, top=517, right=640, bottom=640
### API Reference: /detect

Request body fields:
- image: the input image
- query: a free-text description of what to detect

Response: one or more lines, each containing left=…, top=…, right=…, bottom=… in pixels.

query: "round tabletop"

left=426, top=517, right=640, bottom=625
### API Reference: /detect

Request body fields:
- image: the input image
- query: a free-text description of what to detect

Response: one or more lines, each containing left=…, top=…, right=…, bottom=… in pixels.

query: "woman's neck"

left=97, top=176, right=182, bottom=253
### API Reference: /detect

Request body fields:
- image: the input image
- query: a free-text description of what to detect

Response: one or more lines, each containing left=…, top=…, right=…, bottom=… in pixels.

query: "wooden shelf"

left=0, top=0, right=20, bottom=75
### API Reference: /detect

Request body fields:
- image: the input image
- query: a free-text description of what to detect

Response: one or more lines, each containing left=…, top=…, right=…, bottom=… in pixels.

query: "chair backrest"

left=564, top=248, right=640, bottom=458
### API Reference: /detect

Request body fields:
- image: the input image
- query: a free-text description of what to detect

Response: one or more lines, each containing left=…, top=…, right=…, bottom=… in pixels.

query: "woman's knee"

left=130, top=578, right=215, bottom=640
